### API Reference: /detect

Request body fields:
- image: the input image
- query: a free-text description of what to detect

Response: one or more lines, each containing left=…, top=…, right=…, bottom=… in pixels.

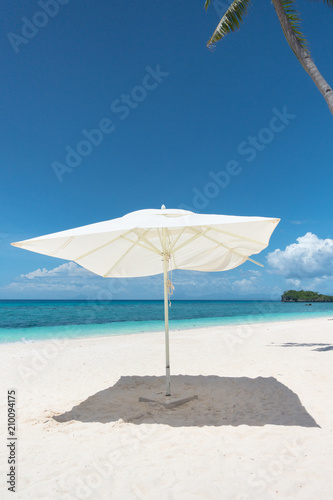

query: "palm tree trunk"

left=272, top=0, right=333, bottom=115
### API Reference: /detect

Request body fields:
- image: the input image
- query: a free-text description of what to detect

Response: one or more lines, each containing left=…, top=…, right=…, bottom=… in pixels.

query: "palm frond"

left=206, top=0, right=251, bottom=47
left=204, top=0, right=211, bottom=9
left=279, top=0, right=308, bottom=50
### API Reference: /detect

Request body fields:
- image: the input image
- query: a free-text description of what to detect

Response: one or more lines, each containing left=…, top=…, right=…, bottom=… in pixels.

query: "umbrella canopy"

left=12, top=207, right=280, bottom=276
left=12, top=206, right=280, bottom=396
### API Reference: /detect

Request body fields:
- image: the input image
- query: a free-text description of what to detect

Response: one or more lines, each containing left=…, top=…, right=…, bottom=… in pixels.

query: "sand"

left=1, top=316, right=333, bottom=499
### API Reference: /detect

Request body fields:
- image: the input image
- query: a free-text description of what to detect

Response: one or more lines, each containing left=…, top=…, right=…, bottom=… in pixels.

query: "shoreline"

left=1, top=310, right=333, bottom=346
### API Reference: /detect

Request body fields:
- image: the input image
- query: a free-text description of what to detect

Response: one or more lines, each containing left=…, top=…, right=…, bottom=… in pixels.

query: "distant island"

left=281, top=290, right=333, bottom=302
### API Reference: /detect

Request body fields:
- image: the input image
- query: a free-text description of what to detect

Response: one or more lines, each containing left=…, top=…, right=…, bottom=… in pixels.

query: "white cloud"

left=231, top=272, right=262, bottom=294
left=286, top=278, right=301, bottom=288
left=0, top=263, right=281, bottom=300
left=267, top=233, right=333, bottom=279
left=5, top=281, right=100, bottom=293
left=239, top=269, right=262, bottom=278
left=232, top=278, right=257, bottom=294
left=248, top=270, right=262, bottom=278
left=290, top=220, right=309, bottom=225
left=20, top=262, right=93, bottom=279
left=2, top=262, right=121, bottom=298
left=1, top=264, right=240, bottom=299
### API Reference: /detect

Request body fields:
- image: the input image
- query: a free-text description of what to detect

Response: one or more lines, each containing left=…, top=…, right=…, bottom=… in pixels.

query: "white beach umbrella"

left=12, top=206, right=280, bottom=397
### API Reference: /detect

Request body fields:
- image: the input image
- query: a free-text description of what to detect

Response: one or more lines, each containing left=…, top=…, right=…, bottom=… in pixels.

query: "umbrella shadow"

left=53, top=375, right=319, bottom=428
left=273, top=342, right=333, bottom=352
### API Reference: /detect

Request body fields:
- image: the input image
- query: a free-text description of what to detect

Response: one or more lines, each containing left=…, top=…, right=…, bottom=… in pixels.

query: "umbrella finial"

left=161, top=204, right=166, bottom=210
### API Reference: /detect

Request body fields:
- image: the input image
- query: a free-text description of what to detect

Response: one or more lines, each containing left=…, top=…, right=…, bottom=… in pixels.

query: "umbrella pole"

left=163, top=248, right=171, bottom=397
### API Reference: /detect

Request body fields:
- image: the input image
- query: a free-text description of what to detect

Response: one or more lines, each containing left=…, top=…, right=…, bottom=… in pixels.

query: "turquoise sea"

left=1, top=300, right=333, bottom=344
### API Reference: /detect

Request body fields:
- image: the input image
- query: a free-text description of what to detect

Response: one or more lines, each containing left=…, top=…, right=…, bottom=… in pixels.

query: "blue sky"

left=1, top=0, right=333, bottom=300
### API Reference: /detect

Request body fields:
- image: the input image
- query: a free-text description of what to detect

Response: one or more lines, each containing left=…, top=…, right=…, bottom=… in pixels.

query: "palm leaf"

left=206, top=0, right=251, bottom=48
left=279, top=0, right=308, bottom=51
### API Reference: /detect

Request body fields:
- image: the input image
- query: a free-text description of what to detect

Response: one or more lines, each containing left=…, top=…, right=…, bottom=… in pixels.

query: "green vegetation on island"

left=281, top=290, right=333, bottom=302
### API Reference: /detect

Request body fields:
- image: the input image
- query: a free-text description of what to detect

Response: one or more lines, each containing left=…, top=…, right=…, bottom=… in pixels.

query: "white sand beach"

left=1, top=316, right=333, bottom=499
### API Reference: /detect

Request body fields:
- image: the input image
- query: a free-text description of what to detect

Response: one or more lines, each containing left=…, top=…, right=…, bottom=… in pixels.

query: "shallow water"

left=1, top=300, right=332, bottom=344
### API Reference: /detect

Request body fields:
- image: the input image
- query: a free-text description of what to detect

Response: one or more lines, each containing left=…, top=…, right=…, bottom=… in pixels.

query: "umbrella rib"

left=102, top=229, right=152, bottom=277
left=131, top=229, right=161, bottom=255
left=173, top=227, right=211, bottom=253
left=48, top=236, right=75, bottom=256
left=157, top=228, right=165, bottom=253
left=191, top=228, right=264, bottom=267
left=120, top=235, right=160, bottom=255
left=211, top=227, right=267, bottom=247
left=75, top=230, right=134, bottom=262
left=169, top=227, right=186, bottom=252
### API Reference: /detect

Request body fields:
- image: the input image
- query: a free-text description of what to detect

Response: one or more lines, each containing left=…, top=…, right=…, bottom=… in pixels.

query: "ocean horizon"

left=1, top=299, right=333, bottom=344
